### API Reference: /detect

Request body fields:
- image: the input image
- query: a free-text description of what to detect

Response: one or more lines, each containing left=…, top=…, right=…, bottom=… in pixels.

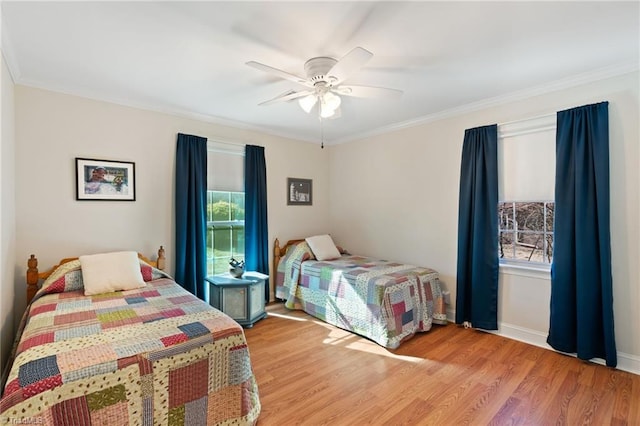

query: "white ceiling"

left=1, top=1, right=638, bottom=145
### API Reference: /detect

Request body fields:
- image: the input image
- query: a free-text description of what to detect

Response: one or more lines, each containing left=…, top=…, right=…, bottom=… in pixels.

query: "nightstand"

left=206, top=272, right=268, bottom=328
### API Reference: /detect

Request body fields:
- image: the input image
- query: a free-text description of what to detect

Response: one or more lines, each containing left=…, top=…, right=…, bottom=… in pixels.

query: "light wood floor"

left=243, top=303, right=640, bottom=425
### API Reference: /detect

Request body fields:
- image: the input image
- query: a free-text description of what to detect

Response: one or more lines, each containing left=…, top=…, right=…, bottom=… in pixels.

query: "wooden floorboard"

left=244, top=303, right=640, bottom=425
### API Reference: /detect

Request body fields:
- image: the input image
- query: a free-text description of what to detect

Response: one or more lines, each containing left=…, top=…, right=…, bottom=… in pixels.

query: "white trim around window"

left=207, top=140, right=246, bottom=156
left=499, top=261, right=551, bottom=280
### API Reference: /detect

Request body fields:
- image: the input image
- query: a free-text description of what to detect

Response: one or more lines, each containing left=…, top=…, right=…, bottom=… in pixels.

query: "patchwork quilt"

left=1, top=260, right=260, bottom=425
left=276, top=241, right=447, bottom=349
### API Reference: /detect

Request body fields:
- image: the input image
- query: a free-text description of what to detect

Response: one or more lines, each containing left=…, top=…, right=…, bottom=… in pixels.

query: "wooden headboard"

left=273, top=238, right=304, bottom=276
left=26, top=246, right=167, bottom=304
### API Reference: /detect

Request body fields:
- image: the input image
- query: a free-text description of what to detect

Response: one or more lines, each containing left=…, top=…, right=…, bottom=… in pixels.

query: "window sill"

left=499, top=262, right=551, bottom=280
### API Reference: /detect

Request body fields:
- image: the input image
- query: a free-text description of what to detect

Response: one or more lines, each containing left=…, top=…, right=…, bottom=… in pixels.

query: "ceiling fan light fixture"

left=248, top=46, right=400, bottom=120
left=319, top=101, right=334, bottom=118
left=323, top=92, right=341, bottom=110
left=319, top=101, right=335, bottom=118
left=298, top=94, right=317, bottom=113
left=318, top=92, right=341, bottom=118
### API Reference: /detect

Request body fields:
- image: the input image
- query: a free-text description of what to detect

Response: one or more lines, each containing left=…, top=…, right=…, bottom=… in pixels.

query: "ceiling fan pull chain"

left=320, top=118, right=324, bottom=149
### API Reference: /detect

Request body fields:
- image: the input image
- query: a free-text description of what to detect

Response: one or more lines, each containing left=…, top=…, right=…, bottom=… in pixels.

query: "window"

left=206, top=191, right=244, bottom=275
left=499, top=201, right=554, bottom=264
left=207, top=143, right=245, bottom=275
left=498, top=114, right=556, bottom=267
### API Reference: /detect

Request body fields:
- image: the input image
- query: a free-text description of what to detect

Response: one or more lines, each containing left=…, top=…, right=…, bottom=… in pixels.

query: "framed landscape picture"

left=287, top=177, right=312, bottom=206
left=76, top=157, right=136, bottom=201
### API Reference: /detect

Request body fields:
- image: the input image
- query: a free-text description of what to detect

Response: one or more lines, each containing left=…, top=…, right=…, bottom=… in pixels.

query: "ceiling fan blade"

left=246, top=61, right=311, bottom=87
left=327, top=47, right=373, bottom=84
left=258, top=90, right=314, bottom=106
left=334, top=85, right=403, bottom=99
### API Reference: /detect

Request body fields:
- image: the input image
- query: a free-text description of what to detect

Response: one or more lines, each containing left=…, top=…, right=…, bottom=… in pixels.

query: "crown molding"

left=15, top=76, right=320, bottom=145
left=9, top=59, right=638, bottom=148
left=331, top=61, right=639, bottom=146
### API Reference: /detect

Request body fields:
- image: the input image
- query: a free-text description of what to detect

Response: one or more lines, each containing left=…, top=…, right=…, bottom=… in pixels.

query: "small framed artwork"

left=76, top=158, right=136, bottom=201
left=287, top=177, right=312, bottom=206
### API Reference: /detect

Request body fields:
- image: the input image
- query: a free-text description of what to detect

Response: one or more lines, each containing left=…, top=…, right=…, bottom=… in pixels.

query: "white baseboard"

left=444, top=308, right=640, bottom=376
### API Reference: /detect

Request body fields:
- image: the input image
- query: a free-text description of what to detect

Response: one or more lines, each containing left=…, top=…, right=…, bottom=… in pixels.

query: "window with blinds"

left=498, top=115, right=556, bottom=266
left=206, top=145, right=245, bottom=276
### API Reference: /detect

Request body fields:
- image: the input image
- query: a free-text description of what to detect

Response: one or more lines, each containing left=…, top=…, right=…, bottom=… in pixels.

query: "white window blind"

left=498, top=114, right=556, bottom=201
left=207, top=142, right=244, bottom=192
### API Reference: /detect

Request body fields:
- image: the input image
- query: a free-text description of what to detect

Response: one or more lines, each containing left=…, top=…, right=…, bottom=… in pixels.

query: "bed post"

left=27, top=255, right=39, bottom=304
left=273, top=238, right=281, bottom=276
left=157, top=246, right=166, bottom=271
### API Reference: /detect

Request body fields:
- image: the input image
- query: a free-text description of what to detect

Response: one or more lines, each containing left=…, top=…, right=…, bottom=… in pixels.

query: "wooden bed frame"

left=26, top=246, right=167, bottom=304
left=273, top=238, right=304, bottom=277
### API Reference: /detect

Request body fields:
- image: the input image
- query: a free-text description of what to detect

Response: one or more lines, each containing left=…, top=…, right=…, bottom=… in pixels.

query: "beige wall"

left=328, top=72, right=640, bottom=373
left=1, top=53, right=16, bottom=371
left=8, top=72, right=640, bottom=374
left=13, top=86, right=330, bottom=323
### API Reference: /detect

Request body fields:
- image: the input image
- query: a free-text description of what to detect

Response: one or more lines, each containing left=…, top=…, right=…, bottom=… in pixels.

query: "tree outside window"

left=207, top=191, right=245, bottom=275
left=499, top=201, right=554, bottom=264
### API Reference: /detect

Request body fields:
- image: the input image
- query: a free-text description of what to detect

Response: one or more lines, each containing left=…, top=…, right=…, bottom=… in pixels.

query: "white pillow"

left=305, top=234, right=341, bottom=261
left=80, top=251, right=146, bottom=295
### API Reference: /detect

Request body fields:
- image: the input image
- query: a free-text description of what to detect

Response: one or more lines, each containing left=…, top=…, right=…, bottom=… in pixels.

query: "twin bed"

left=1, top=248, right=260, bottom=425
left=274, top=236, right=448, bottom=349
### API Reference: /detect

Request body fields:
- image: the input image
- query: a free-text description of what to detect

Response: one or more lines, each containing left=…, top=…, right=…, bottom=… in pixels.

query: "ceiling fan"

left=246, top=47, right=403, bottom=119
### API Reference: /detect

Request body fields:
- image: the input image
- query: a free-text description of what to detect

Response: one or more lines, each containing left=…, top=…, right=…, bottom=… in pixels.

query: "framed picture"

left=287, top=177, right=312, bottom=206
left=76, top=158, right=136, bottom=201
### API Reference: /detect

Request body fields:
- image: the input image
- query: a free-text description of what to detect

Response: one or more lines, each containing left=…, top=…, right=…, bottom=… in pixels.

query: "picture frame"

left=75, top=157, right=136, bottom=201
left=287, top=177, right=312, bottom=206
